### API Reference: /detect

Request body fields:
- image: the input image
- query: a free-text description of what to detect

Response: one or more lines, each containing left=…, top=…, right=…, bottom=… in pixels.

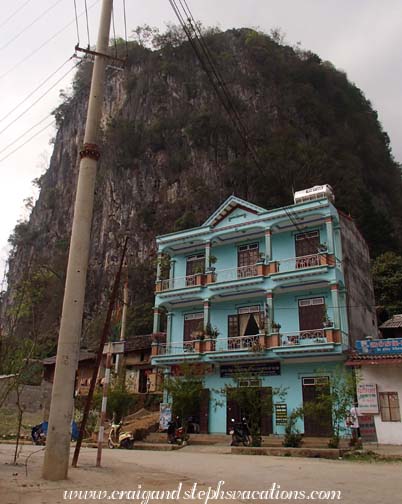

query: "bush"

left=283, top=408, right=303, bottom=448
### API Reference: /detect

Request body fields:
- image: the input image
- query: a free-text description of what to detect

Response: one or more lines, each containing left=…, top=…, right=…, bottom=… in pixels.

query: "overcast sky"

left=0, top=0, right=401, bottom=280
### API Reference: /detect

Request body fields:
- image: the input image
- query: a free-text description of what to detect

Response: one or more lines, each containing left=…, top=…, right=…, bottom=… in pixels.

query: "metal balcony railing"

left=155, top=341, right=198, bottom=355
left=159, top=274, right=199, bottom=291
left=276, top=254, right=324, bottom=273
left=214, top=264, right=259, bottom=283
left=280, top=329, right=327, bottom=346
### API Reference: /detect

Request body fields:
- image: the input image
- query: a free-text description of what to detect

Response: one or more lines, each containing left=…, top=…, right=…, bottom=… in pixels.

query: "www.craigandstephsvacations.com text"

left=63, top=481, right=342, bottom=502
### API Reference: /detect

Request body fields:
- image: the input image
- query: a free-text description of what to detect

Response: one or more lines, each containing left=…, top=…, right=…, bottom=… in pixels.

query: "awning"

left=346, top=358, right=402, bottom=366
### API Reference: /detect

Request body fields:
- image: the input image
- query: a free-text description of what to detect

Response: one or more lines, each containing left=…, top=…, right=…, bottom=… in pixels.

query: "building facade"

left=151, top=190, right=377, bottom=436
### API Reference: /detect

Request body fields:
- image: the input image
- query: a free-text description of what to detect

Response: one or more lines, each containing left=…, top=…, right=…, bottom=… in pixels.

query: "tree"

left=163, top=364, right=204, bottom=432
left=302, top=366, right=357, bottom=448
left=372, top=252, right=402, bottom=320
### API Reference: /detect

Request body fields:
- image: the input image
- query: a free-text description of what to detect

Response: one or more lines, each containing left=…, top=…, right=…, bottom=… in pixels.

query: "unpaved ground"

left=0, top=443, right=401, bottom=504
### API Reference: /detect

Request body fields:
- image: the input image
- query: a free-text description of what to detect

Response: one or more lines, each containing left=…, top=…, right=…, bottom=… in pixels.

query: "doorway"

left=302, top=377, right=332, bottom=436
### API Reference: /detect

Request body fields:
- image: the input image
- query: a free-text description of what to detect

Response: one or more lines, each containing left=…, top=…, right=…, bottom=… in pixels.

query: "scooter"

left=108, top=420, right=134, bottom=449
left=31, top=420, right=79, bottom=445
left=167, top=417, right=189, bottom=446
left=229, top=417, right=251, bottom=446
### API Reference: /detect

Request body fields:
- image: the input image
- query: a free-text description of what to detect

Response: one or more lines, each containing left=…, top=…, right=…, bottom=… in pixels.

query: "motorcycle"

left=229, top=417, right=251, bottom=446
left=108, top=420, right=134, bottom=449
left=167, top=417, right=189, bottom=446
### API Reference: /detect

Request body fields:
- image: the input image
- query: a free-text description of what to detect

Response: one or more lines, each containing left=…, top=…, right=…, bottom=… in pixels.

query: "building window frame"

left=379, top=392, right=401, bottom=422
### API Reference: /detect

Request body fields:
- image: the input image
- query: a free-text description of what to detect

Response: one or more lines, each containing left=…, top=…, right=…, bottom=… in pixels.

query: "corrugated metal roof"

left=380, top=314, right=402, bottom=329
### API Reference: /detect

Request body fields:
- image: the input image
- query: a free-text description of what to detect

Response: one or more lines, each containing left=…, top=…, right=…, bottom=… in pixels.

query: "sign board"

left=103, top=341, right=125, bottom=354
left=220, top=362, right=281, bottom=378
left=357, top=383, right=379, bottom=414
left=358, top=415, right=378, bottom=443
left=356, top=338, right=402, bottom=355
left=159, top=403, right=172, bottom=431
left=275, top=403, right=288, bottom=425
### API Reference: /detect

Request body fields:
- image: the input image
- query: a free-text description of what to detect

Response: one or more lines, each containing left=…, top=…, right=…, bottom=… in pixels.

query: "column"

left=156, top=252, right=163, bottom=281
left=169, top=260, right=176, bottom=288
left=203, top=300, right=211, bottom=330
left=205, top=241, right=211, bottom=271
left=264, top=228, right=272, bottom=262
left=166, top=312, right=173, bottom=347
left=153, top=306, right=161, bottom=333
left=266, top=291, right=273, bottom=334
left=331, top=283, right=340, bottom=329
left=325, top=217, right=334, bottom=255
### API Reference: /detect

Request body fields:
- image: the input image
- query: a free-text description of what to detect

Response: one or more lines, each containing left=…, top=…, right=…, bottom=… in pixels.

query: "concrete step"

left=133, top=442, right=183, bottom=451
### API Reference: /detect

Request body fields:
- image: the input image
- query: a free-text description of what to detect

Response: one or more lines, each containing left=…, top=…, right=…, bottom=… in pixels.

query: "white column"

left=205, top=242, right=211, bottom=271
left=265, top=228, right=272, bottom=262
left=166, top=312, right=173, bottom=347
left=156, top=252, right=163, bottom=281
left=153, top=307, right=161, bottom=333
left=325, top=217, right=334, bottom=255
left=331, top=283, right=340, bottom=329
left=204, top=300, right=210, bottom=330
left=266, top=291, right=273, bottom=333
left=169, top=260, right=176, bottom=288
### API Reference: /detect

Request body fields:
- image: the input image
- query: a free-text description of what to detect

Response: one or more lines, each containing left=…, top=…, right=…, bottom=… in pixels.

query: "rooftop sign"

left=355, top=338, right=402, bottom=355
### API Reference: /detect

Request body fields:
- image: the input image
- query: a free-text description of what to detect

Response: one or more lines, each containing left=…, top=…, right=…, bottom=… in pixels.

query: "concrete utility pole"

left=115, top=277, right=128, bottom=374
left=42, top=0, right=113, bottom=481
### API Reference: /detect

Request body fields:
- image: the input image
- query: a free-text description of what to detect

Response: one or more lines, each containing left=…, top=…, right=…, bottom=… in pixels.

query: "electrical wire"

left=122, top=0, right=129, bottom=58
left=0, top=0, right=33, bottom=30
left=111, top=6, right=118, bottom=58
left=0, top=120, right=55, bottom=164
left=0, top=61, right=81, bottom=138
left=84, top=0, right=91, bottom=48
left=0, top=57, right=74, bottom=124
left=73, top=0, right=81, bottom=46
left=0, top=113, right=53, bottom=157
left=168, top=0, right=308, bottom=236
left=0, top=0, right=100, bottom=81
left=0, top=0, right=64, bottom=52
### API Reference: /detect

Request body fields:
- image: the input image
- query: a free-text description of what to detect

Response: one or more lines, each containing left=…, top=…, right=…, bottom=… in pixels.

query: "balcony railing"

left=154, top=340, right=198, bottom=355
left=280, top=329, right=327, bottom=346
left=276, top=253, right=327, bottom=273
left=214, top=334, right=261, bottom=351
left=214, top=264, right=259, bottom=283
left=158, top=274, right=203, bottom=292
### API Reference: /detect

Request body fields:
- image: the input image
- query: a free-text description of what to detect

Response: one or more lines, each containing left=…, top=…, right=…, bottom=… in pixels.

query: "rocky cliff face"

left=2, top=27, right=402, bottom=356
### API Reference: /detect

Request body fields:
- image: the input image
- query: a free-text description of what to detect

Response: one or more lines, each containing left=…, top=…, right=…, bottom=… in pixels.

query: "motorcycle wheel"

left=242, top=436, right=251, bottom=447
left=108, top=440, right=115, bottom=449
left=176, top=438, right=183, bottom=446
left=121, top=438, right=134, bottom=449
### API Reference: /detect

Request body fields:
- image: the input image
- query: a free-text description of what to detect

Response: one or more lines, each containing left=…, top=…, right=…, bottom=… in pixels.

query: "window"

left=379, top=392, right=401, bottom=422
left=298, top=297, right=325, bottom=331
left=238, top=243, right=259, bottom=277
left=228, top=306, right=262, bottom=338
left=183, top=313, right=204, bottom=341
left=295, top=231, right=320, bottom=268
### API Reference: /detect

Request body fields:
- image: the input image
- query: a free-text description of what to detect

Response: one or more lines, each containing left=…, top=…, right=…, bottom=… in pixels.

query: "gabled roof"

left=380, top=314, right=402, bottom=329
left=203, top=195, right=267, bottom=227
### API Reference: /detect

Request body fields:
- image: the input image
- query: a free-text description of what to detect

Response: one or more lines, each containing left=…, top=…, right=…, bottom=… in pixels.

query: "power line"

left=0, top=0, right=100, bottom=81
left=73, top=0, right=81, bottom=46
left=0, top=0, right=64, bottom=52
left=0, top=113, right=53, bottom=157
left=0, top=0, right=33, bottom=30
left=0, top=57, right=74, bottom=125
left=84, top=0, right=91, bottom=48
left=0, top=120, right=55, bottom=164
left=0, top=61, right=81, bottom=138
left=122, top=0, right=129, bottom=58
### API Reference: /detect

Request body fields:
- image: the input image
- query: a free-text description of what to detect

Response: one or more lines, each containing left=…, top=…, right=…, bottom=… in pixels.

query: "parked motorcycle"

left=167, top=417, right=189, bottom=445
left=229, top=417, right=251, bottom=446
left=108, top=420, right=134, bottom=449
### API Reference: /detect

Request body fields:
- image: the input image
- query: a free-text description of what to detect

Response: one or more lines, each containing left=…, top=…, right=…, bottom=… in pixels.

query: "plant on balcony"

left=207, top=254, right=217, bottom=272
left=204, top=322, right=219, bottom=339
left=258, top=252, right=265, bottom=263
left=322, top=308, right=333, bottom=328
left=272, top=322, right=281, bottom=332
left=317, top=243, right=327, bottom=253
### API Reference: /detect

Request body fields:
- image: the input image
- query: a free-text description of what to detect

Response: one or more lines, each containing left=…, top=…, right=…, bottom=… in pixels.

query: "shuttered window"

left=295, top=230, right=320, bottom=257
left=298, top=297, right=325, bottom=331
left=183, top=313, right=204, bottom=341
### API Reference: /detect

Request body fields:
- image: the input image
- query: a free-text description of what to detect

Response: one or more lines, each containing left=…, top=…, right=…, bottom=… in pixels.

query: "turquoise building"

left=151, top=187, right=377, bottom=436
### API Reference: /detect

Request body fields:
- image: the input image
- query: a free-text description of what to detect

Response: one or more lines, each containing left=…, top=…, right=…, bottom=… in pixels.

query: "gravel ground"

left=0, top=443, right=401, bottom=504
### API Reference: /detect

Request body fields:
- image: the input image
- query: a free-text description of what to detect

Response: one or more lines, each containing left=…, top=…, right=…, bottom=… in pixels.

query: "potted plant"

left=207, top=255, right=218, bottom=272
left=322, top=308, right=333, bottom=328
left=272, top=322, right=281, bottom=332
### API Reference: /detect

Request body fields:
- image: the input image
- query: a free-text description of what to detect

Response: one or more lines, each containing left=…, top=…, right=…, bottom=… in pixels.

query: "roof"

left=380, top=314, right=402, bottom=329
left=202, top=195, right=267, bottom=227
left=124, top=334, right=152, bottom=352
left=43, top=351, right=96, bottom=366
left=346, top=351, right=402, bottom=366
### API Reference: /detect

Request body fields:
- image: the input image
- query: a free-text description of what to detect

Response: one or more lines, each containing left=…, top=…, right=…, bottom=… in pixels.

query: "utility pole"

left=115, top=276, right=128, bottom=374
left=42, top=0, right=113, bottom=481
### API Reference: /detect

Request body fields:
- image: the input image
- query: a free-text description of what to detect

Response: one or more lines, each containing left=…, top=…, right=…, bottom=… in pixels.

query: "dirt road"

left=0, top=443, right=400, bottom=504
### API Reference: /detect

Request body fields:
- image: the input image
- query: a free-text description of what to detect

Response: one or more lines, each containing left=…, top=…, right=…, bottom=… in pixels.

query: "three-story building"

left=151, top=186, right=377, bottom=436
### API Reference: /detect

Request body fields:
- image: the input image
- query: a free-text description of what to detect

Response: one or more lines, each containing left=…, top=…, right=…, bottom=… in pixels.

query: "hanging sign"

left=220, top=362, right=281, bottom=378
left=356, top=338, right=402, bottom=355
left=357, top=383, right=379, bottom=414
left=358, top=415, right=378, bottom=443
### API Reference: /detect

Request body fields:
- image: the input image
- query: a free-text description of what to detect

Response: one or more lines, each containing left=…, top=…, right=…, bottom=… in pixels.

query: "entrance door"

left=298, top=298, right=325, bottom=331
left=302, top=377, right=332, bottom=436
left=295, top=231, right=320, bottom=268
left=226, top=393, right=241, bottom=434
left=199, top=389, right=210, bottom=434
left=226, top=387, right=273, bottom=435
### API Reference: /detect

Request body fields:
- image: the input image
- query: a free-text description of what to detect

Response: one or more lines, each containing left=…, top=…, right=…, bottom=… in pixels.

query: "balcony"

left=276, top=253, right=334, bottom=273
left=280, top=329, right=327, bottom=345
left=155, top=273, right=205, bottom=293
